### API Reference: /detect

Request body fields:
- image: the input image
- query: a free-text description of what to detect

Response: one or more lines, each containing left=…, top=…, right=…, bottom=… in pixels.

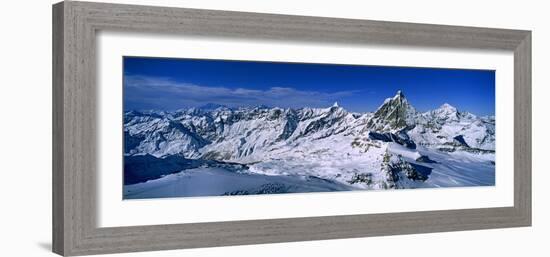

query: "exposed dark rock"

left=406, top=163, right=432, bottom=181
left=277, top=110, right=298, bottom=141
left=381, top=153, right=432, bottom=186
left=453, top=135, right=470, bottom=147
left=415, top=155, right=437, bottom=163
left=367, top=91, right=416, bottom=131
left=347, top=173, right=374, bottom=185
left=223, top=183, right=290, bottom=195
left=438, top=142, right=495, bottom=154
left=381, top=151, right=399, bottom=188
left=368, top=130, right=416, bottom=149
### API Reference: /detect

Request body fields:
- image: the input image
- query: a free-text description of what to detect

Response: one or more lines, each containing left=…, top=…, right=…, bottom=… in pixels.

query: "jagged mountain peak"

left=439, top=103, right=455, bottom=109
left=438, top=103, right=458, bottom=112
left=428, top=103, right=463, bottom=121
left=124, top=90, right=496, bottom=159
left=332, top=101, right=339, bottom=108
left=379, top=90, right=411, bottom=108
left=367, top=90, right=417, bottom=131
left=394, top=90, right=405, bottom=99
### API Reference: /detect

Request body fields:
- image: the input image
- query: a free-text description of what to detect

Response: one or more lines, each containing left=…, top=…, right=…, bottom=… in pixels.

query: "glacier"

left=123, top=91, right=495, bottom=199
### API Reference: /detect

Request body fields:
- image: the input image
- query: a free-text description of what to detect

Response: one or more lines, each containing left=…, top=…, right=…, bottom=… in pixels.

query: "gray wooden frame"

left=52, top=1, right=531, bottom=256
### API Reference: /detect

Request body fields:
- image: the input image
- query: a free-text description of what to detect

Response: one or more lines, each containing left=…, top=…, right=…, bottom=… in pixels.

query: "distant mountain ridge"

left=124, top=91, right=495, bottom=190
left=125, top=90, right=494, bottom=158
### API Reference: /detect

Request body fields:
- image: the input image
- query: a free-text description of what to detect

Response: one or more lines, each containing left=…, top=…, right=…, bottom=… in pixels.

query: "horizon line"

left=123, top=101, right=495, bottom=117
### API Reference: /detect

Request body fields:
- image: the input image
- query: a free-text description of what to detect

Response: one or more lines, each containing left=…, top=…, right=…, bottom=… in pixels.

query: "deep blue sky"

left=123, top=57, right=495, bottom=115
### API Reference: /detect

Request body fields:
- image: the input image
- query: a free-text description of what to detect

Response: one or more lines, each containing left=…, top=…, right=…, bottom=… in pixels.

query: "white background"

left=0, top=0, right=547, bottom=256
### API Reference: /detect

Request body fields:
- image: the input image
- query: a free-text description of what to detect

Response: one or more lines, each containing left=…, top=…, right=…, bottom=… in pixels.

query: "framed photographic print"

left=52, top=1, right=531, bottom=256
left=122, top=57, right=497, bottom=199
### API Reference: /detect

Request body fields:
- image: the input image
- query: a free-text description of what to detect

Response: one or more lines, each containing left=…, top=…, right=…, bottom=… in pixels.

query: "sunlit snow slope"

left=123, top=91, right=495, bottom=199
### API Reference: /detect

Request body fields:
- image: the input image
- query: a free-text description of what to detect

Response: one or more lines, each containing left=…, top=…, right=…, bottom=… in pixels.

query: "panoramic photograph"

left=122, top=57, right=496, bottom=200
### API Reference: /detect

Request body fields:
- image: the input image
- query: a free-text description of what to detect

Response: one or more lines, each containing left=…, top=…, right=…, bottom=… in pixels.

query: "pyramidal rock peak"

left=439, top=103, right=458, bottom=112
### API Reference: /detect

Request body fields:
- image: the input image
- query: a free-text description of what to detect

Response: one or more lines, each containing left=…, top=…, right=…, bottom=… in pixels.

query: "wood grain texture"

left=514, top=32, right=532, bottom=224
left=52, top=2, right=65, bottom=254
left=52, top=1, right=532, bottom=256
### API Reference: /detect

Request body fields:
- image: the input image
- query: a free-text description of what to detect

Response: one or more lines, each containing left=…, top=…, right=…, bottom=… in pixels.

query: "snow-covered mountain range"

left=123, top=91, right=495, bottom=198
